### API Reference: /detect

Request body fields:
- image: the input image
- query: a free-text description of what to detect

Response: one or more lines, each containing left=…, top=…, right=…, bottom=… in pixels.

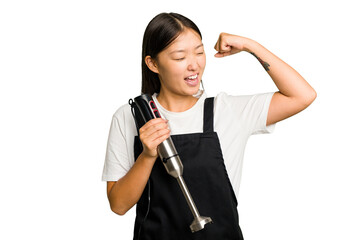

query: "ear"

left=145, top=56, right=159, bottom=74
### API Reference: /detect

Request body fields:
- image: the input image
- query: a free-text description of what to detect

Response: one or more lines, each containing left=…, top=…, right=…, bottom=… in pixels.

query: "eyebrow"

left=169, top=44, right=204, bottom=54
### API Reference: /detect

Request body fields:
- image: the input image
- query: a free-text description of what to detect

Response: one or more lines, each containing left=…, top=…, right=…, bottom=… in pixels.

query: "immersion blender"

left=133, top=94, right=213, bottom=233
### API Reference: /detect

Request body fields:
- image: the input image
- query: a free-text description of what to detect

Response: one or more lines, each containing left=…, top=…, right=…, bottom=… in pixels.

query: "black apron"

left=132, top=97, right=244, bottom=240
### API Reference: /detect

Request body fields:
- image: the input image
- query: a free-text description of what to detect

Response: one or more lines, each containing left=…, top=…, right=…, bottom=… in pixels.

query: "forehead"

left=165, top=28, right=202, bottom=52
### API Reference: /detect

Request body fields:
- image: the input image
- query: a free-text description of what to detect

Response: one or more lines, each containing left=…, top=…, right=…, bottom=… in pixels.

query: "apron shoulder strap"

left=203, top=97, right=214, bottom=133
left=128, top=98, right=145, bottom=137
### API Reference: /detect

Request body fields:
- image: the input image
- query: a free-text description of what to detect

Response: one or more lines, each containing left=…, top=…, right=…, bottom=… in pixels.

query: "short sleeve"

left=101, top=114, right=132, bottom=181
left=251, top=92, right=276, bottom=135
left=215, top=92, right=276, bottom=136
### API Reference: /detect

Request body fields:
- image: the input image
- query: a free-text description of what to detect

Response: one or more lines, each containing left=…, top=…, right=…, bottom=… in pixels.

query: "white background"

left=1, top=0, right=359, bottom=239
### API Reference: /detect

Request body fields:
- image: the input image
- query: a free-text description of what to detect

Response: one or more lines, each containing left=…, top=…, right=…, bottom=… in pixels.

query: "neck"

left=156, top=91, right=198, bottom=112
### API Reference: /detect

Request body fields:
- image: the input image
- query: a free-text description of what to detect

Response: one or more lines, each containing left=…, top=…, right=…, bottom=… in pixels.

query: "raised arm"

left=214, top=33, right=317, bottom=126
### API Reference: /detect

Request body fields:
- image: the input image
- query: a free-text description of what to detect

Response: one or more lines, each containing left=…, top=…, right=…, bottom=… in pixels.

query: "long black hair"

left=141, top=13, right=202, bottom=95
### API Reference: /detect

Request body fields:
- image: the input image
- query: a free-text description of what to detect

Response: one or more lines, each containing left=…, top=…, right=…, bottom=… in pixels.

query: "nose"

left=187, top=54, right=199, bottom=72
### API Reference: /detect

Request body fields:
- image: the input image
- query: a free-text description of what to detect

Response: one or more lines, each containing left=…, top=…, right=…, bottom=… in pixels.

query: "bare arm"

left=107, top=118, right=170, bottom=215
left=107, top=152, right=156, bottom=215
left=214, top=33, right=317, bottom=125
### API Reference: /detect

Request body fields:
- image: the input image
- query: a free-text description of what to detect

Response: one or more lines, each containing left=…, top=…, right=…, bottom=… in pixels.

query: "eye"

left=197, top=52, right=204, bottom=55
left=175, top=57, right=185, bottom=61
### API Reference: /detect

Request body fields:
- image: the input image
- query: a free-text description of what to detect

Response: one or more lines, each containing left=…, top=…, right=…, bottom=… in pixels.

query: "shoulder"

left=215, top=91, right=273, bottom=103
left=110, top=102, right=137, bottom=136
left=112, top=102, right=133, bottom=123
left=214, top=92, right=274, bottom=110
left=113, top=102, right=131, bottom=117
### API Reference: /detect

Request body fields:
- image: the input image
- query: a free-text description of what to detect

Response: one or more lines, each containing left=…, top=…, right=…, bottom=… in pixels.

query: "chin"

left=186, top=86, right=200, bottom=95
left=192, top=88, right=203, bottom=97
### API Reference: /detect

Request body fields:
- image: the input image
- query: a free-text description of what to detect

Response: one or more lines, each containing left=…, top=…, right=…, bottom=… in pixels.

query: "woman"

left=102, top=12, right=316, bottom=240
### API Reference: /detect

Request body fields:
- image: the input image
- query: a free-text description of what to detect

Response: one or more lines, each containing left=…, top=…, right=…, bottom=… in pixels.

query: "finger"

left=152, top=128, right=171, bottom=142
left=140, top=118, right=168, bottom=133
left=142, top=128, right=171, bottom=149
left=151, top=130, right=171, bottom=147
left=219, top=42, right=231, bottom=53
left=214, top=52, right=223, bottom=58
left=214, top=39, right=219, bottom=51
left=214, top=51, right=232, bottom=58
left=215, top=42, right=232, bottom=57
left=140, top=121, right=169, bottom=139
left=214, top=33, right=222, bottom=51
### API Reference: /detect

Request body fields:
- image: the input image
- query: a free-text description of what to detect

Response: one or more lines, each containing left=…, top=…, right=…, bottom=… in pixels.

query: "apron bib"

left=133, top=97, right=244, bottom=240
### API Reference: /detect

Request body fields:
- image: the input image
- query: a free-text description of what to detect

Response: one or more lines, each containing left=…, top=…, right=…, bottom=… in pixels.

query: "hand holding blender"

left=132, top=94, right=213, bottom=233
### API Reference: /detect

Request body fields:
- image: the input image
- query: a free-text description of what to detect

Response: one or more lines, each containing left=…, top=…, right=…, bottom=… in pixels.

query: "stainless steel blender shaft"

left=177, top=176, right=200, bottom=218
left=158, top=138, right=213, bottom=232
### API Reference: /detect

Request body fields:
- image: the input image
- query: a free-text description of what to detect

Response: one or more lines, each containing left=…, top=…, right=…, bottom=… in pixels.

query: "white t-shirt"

left=102, top=91, right=276, bottom=198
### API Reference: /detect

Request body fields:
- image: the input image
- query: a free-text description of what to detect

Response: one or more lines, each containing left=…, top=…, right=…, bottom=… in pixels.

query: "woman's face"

left=151, top=28, right=206, bottom=97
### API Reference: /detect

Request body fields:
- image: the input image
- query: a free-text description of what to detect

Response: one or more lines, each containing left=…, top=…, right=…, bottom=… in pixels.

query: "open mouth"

left=184, top=74, right=199, bottom=86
